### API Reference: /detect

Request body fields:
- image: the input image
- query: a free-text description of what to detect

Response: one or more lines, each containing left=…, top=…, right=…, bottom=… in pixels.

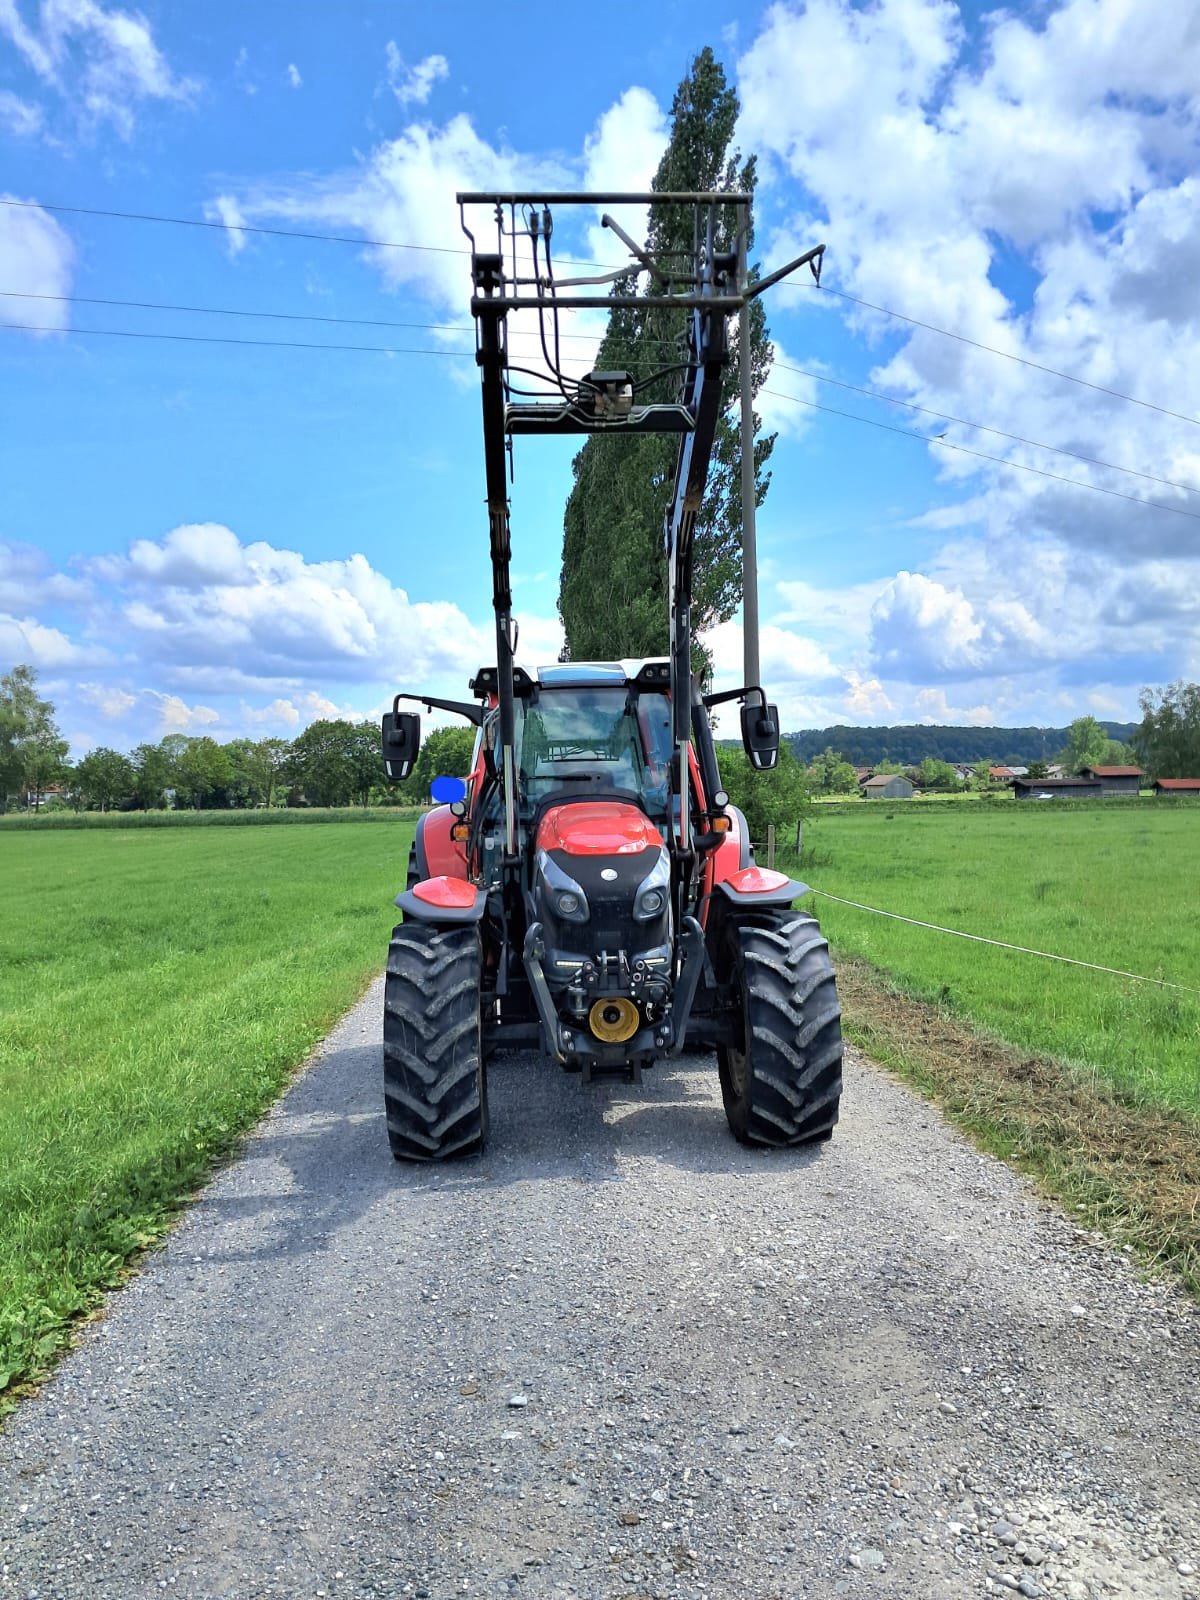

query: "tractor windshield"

left=510, top=687, right=673, bottom=816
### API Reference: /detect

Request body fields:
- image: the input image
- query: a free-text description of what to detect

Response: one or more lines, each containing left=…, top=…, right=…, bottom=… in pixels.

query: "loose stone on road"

left=1, top=976, right=1198, bottom=1598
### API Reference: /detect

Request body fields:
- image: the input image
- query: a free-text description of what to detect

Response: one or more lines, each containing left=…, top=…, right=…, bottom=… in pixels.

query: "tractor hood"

left=535, top=801, right=663, bottom=858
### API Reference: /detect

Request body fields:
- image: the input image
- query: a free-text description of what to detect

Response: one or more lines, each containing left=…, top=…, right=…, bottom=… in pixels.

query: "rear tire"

left=717, top=909, right=843, bottom=1146
left=383, top=921, right=489, bottom=1161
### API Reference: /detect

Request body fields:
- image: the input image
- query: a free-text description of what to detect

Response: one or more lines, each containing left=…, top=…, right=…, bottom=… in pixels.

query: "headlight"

left=633, top=847, right=671, bottom=922
left=536, top=849, right=590, bottom=924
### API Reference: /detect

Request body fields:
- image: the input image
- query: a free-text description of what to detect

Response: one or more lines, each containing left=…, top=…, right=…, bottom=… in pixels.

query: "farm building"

left=1153, top=778, right=1200, bottom=797
left=862, top=774, right=914, bottom=800
left=988, top=765, right=1028, bottom=783
left=1012, top=777, right=1103, bottom=800
left=1080, top=764, right=1144, bottom=795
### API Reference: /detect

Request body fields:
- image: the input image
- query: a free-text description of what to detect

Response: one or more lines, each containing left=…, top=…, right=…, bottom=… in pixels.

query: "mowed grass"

left=0, top=821, right=412, bottom=1400
left=797, top=804, right=1200, bottom=1114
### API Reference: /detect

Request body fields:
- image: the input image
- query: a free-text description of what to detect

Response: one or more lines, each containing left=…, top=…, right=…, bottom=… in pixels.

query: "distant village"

left=847, top=763, right=1200, bottom=801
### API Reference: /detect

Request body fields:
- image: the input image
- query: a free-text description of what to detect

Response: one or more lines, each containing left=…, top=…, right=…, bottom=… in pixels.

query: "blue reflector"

left=431, top=774, right=468, bottom=804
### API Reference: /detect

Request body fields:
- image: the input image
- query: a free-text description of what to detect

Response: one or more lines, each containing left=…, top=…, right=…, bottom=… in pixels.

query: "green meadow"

left=798, top=803, right=1200, bottom=1113
left=0, top=821, right=412, bottom=1402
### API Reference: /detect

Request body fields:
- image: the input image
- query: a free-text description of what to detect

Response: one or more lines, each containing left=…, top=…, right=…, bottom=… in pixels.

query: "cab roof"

left=470, top=659, right=671, bottom=697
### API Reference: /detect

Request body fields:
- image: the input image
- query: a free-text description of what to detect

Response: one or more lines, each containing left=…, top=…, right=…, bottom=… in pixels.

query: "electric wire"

left=806, top=889, right=1200, bottom=995
left=8, top=197, right=1196, bottom=429
left=773, top=359, right=1200, bottom=497
left=0, top=320, right=469, bottom=356
left=802, top=282, right=1200, bottom=430
left=5, top=314, right=1197, bottom=520
left=6, top=288, right=1196, bottom=495
left=762, top=387, right=1200, bottom=521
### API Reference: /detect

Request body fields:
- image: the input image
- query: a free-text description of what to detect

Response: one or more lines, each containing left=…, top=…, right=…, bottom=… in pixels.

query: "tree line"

left=0, top=665, right=476, bottom=814
left=785, top=719, right=1140, bottom=769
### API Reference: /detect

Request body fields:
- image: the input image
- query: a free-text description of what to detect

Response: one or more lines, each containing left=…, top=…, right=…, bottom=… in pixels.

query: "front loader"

left=379, top=192, right=842, bottom=1159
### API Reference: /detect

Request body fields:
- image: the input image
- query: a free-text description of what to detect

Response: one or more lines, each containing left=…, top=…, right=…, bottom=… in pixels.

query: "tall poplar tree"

left=558, top=48, right=775, bottom=673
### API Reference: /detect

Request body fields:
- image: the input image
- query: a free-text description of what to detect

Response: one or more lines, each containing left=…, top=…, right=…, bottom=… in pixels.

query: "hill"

left=784, top=722, right=1138, bottom=767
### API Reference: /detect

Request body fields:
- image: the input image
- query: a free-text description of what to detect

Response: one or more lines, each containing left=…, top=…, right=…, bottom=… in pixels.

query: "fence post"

left=767, top=823, right=776, bottom=870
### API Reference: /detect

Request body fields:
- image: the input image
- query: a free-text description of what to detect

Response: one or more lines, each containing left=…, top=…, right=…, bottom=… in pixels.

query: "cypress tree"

left=558, top=48, right=775, bottom=674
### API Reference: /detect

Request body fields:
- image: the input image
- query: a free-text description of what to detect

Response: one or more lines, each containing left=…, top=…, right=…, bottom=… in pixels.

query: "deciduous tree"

left=1132, top=681, right=1200, bottom=778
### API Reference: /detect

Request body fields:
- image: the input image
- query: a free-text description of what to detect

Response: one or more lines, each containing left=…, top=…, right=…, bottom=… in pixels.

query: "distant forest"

left=784, top=722, right=1139, bottom=767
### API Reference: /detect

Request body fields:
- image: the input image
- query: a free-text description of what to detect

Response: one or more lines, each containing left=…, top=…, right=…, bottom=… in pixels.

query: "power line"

left=0, top=196, right=463, bottom=255
left=774, top=359, right=1200, bottom=497
left=0, top=287, right=602, bottom=342
left=762, top=387, right=1200, bottom=522
left=800, top=283, right=1200, bottom=430
left=9, top=197, right=1197, bottom=429
left=0, top=320, right=470, bottom=357
left=6, top=316, right=1197, bottom=520
left=6, top=287, right=1196, bottom=497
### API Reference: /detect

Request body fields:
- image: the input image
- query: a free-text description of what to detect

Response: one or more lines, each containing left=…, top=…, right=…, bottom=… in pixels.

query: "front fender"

left=715, top=865, right=809, bottom=908
left=395, top=878, right=486, bottom=924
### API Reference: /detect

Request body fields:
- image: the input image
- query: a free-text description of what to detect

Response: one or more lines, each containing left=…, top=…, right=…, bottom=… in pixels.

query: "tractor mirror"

left=740, top=702, right=780, bottom=771
left=381, top=711, right=420, bottom=781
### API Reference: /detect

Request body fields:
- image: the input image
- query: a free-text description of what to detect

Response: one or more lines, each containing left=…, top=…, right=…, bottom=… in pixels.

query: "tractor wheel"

left=717, top=909, right=843, bottom=1147
left=383, top=921, right=489, bottom=1161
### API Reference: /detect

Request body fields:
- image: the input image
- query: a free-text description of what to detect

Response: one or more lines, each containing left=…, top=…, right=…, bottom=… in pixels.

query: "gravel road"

left=2, top=976, right=1198, bottom=1600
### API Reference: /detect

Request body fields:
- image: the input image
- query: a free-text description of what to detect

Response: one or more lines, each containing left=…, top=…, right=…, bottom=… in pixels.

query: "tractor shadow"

left=187, top=1000, right=832, bottom=1272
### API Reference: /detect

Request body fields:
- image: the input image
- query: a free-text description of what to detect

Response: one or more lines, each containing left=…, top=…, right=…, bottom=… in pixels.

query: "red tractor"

left=380, top=192, right=842, bottom=1159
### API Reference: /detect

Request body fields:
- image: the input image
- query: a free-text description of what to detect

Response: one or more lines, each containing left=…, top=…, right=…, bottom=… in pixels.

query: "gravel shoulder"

left=2, top=977, right=1198, bottom=1600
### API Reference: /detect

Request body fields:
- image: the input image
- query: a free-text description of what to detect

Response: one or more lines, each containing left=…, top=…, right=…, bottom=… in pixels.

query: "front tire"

left=717, top=909, right=843, bottom=1146
left=383, top=921, right=489, bottom=1161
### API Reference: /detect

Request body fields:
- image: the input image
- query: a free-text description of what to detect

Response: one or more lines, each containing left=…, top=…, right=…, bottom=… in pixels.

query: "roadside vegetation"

left=0, top=821, right=412, bottom=1406
left=796, top=802, right=1200, bottom=1287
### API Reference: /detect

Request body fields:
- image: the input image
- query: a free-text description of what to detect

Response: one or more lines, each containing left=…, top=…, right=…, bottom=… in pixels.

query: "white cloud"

left=0, top=196, right=74, bottom=332
left=385, top=46, right=448, bottom=107
left=1, top=0, right=197, bottom=136
left=737, top=0, right=1200, bottom=704
left=244, top=696, right=302, bottom=728
left=0, top=539, right=89, bottom=607
left=0, top=88, right=42, bottom=136
left=78, top=680, right=134, bottom=716
left=145, top=690, right=220, bottom=732
left=286, top=62, right=301, bottom=90
left=0, top=611, right=92, bottom=667
left=88, top=522, right=490, bottom=688
left=204, top=193, right=248, bottom=257
left=758, top=343, right=819, bottom=441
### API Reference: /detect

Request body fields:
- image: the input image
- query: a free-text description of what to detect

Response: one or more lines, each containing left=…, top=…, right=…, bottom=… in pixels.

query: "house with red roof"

left=1079, top=764, right=1144, bottom=795
left=1153, top=778, right=1200, bottom=797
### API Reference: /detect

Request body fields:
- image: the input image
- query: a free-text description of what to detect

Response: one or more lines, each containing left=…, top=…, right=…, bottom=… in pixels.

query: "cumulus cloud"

left=78, top=680, right=135, bottom=716
left=0, top=611, right=95, bottom=667
left=286, top=62, right=301, bottom=90
left=87, top=522, right=490, bottom=687
left=0, top=197, right=74, bottom=332
left=204, top=82, right=667, bottom=381
left=0, top=539, right=89, bottom=607
left=737, top=0, right=1200, bottom=699
left=385, top=45, right=448, bottom=106
left=1, top=0, right=197, bottom=136
left=145, top=690, right=220, bottom=732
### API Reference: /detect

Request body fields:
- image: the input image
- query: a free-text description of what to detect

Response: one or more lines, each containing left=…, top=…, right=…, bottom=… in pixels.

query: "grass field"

left=0, top=820, right=413, bottom=1402
left=797, top=803, right=1200, bottom=1113
left=793, top=803, right=1200, bottom=1290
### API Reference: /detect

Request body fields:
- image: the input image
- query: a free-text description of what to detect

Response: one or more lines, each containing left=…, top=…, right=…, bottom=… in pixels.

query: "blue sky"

left=3, top=0, right=1199, bottom=755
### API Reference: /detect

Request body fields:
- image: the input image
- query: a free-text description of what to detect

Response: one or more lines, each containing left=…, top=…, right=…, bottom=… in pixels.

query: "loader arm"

left=458, top=191, right=823, bottom=910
